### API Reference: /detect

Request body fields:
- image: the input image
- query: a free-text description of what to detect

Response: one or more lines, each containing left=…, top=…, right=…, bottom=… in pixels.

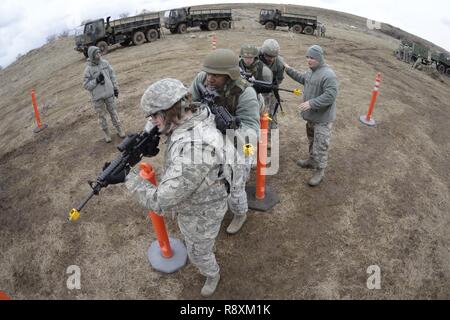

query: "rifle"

left=240, top=69, right=301, bottom=94
left=239, top=69, right=301, bottom=116
left=197, top=82, right=241, bottom=135
left=197, top=82, right=254, bottom=158
left=68, top=125, right=160, bottom=221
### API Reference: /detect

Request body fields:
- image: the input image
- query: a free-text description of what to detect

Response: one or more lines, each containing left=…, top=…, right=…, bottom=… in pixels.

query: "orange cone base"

left=359, top=115, right=376, bottom=127
left=246, top=185, right=280, bottom=212
left=147, top=237, right=187, bottom=273
left=33, top=123, right=48, bottom=133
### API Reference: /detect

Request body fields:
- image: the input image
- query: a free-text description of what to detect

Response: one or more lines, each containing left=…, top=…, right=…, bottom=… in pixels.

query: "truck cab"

left=164, top=8, right=189, bottom=30
left=259, top=9, right=280, bottom=24
left=75, top=19, right=106, bottom=57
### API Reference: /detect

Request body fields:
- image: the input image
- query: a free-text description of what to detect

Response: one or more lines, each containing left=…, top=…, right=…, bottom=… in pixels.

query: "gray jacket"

left=83, top=47, right=118, bottom=101
left=286, top=64, right=338, bottom=123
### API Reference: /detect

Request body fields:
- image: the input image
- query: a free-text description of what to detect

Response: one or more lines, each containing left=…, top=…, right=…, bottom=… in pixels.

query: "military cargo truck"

left=163, top=7, right=232, bottom=34
left=259, top=8, right=318, bottom=35
left=431, top=52, right=450, bottom=76
left=401, top=39, right=430, bottom=62
left=75, top=13, right=161, bottom=57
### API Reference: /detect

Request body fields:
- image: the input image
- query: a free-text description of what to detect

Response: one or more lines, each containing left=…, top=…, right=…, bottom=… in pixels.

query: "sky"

left=1, top=0, right=449, bottom=68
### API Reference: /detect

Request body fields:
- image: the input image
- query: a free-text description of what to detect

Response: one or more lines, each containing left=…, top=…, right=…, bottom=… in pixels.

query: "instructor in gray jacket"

left=83, top=46, right=126, bottom=143
left=283, top=45, right=338, bottom=186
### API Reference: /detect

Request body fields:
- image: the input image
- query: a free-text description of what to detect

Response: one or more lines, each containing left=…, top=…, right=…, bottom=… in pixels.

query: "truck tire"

left=292, top=24, right=303, bottom=34
left=446, top=68, right=450, bottom=77
left=219, top=20, right=229, bottom=30
left=132, top=31, right=146, bottom=45
left=146, top=28, right=159, bottom=41
left=437, top=64, right=446, bottom=74
left=303, top=26, right=314, bottom=35
left=208, top=20, right=218, bottom=31
left=177, top=23, right=187, bottom=34
left=265, top=21, right=275, bottom=30
left=96, top=41, right=109, bottom=55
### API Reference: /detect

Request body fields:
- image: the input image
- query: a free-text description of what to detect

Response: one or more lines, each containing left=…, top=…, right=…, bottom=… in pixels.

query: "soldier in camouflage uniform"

left=259, top=39, right=285, bottom=132
left=239, top=44, right=273, bottom=114
left=190, top=49, right=260, bottom=235
left=124, top=78, right=235, bottom=297
left=283, top=45, right=339, bottom=186
left=83, top=46, right=125, bottom=142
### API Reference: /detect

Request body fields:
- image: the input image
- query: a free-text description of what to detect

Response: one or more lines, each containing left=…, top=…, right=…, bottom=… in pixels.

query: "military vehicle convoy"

left=259, top=8, right=318, bottom=35
left=396, top=39, right=450, bottom=76
left=74, top=13, right=161, bottom=57
left=163, top=7, right=233, bottom=34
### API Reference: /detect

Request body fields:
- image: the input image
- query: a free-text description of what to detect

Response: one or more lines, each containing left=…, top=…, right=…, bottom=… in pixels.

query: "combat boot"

left=102, top=128, right=112, bottom=143
left=296, top=158, right=314, bottom=169
left=308, top=169, right=325, bottom=187
left=116, top=126, right=126, bottom=138
left=226, top=213, right=247, bottom=235
left=201, top=274, right=220, bottom=297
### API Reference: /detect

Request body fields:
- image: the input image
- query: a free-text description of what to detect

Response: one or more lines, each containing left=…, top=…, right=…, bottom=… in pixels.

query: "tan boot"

left=308, top=169, right=325, bottom=187
left=116, top=126, right=126, bottom=138
left=103, top=129, right=112, bottom=143
left=201, top=274, right=220, bottom=297
left=226, top=213, right=247, bottom=235
left=296, top=158, right=314, bottom=169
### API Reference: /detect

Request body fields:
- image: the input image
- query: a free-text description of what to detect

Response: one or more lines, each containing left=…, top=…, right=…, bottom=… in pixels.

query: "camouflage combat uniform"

left=239, top=53, right=273, bottom=114
left=83, top=46, right=123, bottom=137
left=190, top=71, right=259, bottom=217
left=285, top=45, right=339, bottom=170
left=125, top=107, right=232, bottom=278
left=259, top=39, right=285, bottom=130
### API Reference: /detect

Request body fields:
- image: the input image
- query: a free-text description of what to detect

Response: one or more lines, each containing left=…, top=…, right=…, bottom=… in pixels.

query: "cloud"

left=442, top=17, right=450, bottom=28
left=1, top=0, right=450, bottom=68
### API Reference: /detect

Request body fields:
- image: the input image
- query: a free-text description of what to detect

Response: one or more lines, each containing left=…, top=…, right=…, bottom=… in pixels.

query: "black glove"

left=214, top=116, right=228, bottom=135
left=142, top=126, right=160, bottom=157
left=102, top=162, right=130, bottom=185
left=234, top=117, right=241, bottom=129
left=96, top=73, right=105, bottom=84
left=114, top=88, right=119, bottom=98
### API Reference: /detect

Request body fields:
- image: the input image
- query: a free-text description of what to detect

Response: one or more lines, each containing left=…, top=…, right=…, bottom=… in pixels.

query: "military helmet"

left=261, top=39, right=280, bottom=57
left=140, top=78, right=188, bottom=117
left=202, top=49, right=240, bottom=80
left=240, top=44, right=259, bottom=58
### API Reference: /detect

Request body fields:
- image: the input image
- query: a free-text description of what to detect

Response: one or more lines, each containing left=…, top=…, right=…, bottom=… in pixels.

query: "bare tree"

left=46, top=34, right=57, bottom=43
left=58, top=29, right=70, bottom=38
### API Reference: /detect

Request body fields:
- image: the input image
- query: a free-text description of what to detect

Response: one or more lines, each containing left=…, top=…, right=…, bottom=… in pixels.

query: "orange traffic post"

left=31, top=89, right=48, bottom=133
left=0, top=291, right=12, bottom=300
left=211, top=34, right=217, bottom=50
left=139, top=163, right=187, bottom=273
left=359, top=72, right=381, bottom=126
left=246, top=113, right=280, bottom=212
left=256, top=113, right=269, bottom=199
